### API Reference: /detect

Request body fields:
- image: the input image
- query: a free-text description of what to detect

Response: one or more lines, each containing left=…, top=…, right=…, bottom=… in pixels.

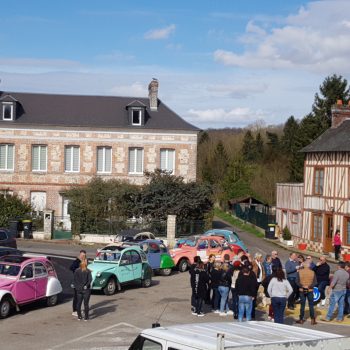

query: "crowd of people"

left=189, top=249, right=350, bottom=324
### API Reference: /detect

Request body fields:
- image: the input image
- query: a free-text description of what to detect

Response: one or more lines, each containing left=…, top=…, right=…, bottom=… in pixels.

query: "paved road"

left=2, top=221, right=347, bottom=350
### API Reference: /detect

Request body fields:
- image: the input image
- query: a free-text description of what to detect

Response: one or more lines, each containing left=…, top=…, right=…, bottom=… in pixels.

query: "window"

left=21, top=265, right=34, bottom=279
left=0, top=190, right=13, bottom=198
left=132, top=109, right=142, bottom=125
left=120, top=251, right=132, bottom=265
left=34, top=262, right=47, bottom=277
left=130, top=250, right=142, bottom=264
left=312, top=214, right=323, bottom=242
left=345, top=217, right=350, bottom=246
left=0, top=230, right=8, bottom=241
left=291, top=212, right=299, bottom=224
left=2, top=103, right=13, bottom=120
left=0, top=144, right=14, bottom=170
left=64, top=146, right=80, bottom=172
left=129, top=148, right=143, bottom=174
left=97, top=147, right=112, bottom=173
left=160, top=149, right=175, bottom=173
left=32, top=145, right=47, bottom=171
left=314, top=168, right=324, bottom=195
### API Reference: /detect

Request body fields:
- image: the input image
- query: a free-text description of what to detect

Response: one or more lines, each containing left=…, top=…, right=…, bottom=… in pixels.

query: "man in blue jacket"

left=285, top=252, right=301, bottom=310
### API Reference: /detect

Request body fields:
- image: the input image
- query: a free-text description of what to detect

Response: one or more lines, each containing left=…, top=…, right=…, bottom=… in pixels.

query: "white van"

left=128, top=321, right=350, bottom=350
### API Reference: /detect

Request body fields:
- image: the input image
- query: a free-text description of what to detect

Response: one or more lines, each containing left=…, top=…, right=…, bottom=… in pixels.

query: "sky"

left=1, top=0, right=350, bottom=129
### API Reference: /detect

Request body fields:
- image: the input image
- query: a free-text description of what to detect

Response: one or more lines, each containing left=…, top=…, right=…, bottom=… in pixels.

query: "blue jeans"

left=218, top=286, right=229, bottom=312
left=238, top=295, right=253, bottom=321
left=326, top=290, right=347, bottom=321
left=299, top=291, right=315, bottom=320
left=271, top=297, right=287, bottom=324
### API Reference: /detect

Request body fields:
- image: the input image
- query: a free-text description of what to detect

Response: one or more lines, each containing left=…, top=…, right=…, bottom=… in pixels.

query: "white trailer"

left=128, top=321, right=350, bottom=350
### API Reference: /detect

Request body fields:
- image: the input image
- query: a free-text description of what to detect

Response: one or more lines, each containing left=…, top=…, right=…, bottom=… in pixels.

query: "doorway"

left=323, top=214, right=333, bottom=253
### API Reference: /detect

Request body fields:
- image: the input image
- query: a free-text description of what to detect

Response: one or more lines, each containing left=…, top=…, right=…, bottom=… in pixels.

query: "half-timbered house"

left=276, top=100, right=350, bottom=255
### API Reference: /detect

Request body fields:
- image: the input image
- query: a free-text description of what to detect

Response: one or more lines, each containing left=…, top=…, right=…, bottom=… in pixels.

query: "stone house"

left=0, top=79, right=199, bottom=228
left=276, top=100, right=350, bottom=254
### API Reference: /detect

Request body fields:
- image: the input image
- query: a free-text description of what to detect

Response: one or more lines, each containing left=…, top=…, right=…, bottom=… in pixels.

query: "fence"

left=232, top=203, right=275, bottom=231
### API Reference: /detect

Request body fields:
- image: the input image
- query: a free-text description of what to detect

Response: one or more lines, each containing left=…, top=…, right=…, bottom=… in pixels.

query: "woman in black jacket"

left=191, top=262, right=209, bottom=316
left=73, top=259, right=92, bottom=321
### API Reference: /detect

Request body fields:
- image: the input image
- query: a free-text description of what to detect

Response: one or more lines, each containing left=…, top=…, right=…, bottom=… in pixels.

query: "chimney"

left=331, top=100, right=350, bottom=128
left=148, top=78, right=159, bottom=112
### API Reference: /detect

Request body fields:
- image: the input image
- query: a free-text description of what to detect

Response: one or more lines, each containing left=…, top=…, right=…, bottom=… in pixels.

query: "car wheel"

left=160, top=268, right=172, bottom=276
left=142, top=277, right=152, bottom=288
left=47, top=294, right=58, bottom=307
left=103, top=278, right=117, bottom=295
left=0, top=297, right=11, bottom=319
left=178, top=259, right=188, bottom=272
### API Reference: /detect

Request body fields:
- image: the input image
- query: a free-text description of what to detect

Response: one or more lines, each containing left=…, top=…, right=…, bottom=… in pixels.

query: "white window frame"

left=131, top=109, right=142, bottom=126
left=32, top=145, right=47, bottom=172
left=128, top=147, right=144, bottom=174
left=97, top=146, right=112, bottom=173
left=0, top=144, right=14, bottom=171
left=64, top=146, right=80, bottom=173
left=2, top=102, right=13, bottom=121
left=160, top=148, right=175, bottom=174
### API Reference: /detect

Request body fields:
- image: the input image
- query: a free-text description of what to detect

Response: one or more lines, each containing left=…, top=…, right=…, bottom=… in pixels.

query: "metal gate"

left=53, top=216, right=72, bottom=240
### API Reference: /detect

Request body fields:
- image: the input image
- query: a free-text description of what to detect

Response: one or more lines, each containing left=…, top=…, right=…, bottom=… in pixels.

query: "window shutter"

left=168, top=150, right=174, bottom=172
left=32, top=146, right=39, bottom=170
left=40, top=146, right=47, bottom=171
left=73, top=146, right=79, bottom=172
left=160, top=150, right=166, bottom=170
left=65, top=147, right=71, bottom=171
left=7, top=145, right=14, bottom=169
left=0, top=145, right=5, bottom=169
left=129, top=148, right=136, bottom=173
left=97, top=147, right=103, bottom=172
left=105, top=147, right=111, bottom=172
left=136, top=148, right=143, bottom=173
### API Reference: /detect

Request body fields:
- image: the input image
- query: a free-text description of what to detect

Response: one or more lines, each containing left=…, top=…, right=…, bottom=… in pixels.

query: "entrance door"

left=62, top=198, right=71, bottom=230
left=323, top=214, right=333, bottom=253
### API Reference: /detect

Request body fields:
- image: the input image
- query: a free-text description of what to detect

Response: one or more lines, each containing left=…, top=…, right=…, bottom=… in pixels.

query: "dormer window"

left=132, top=109, right=142, bottom=125
left=2, top=102, right=14, bottom=121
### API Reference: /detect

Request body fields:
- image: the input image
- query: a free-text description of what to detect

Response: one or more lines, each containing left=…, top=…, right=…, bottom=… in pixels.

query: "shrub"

left=282, top=226, right=292, bottom=240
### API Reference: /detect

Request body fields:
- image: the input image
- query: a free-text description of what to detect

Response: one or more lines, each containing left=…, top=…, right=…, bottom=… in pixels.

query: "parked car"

left=0, top=255, right=62, bottom=318
left=114, top=230, right=156, bottom=243
left=0, top=228, right=17, bottom=249
left=169, top=235, right=235, bottom=272
left=89, top=245, right=153, bottom=295
left=98, top=240, right=175, bottom=276
left=204, top=229, right=248, bottom=253
left=174, top=235, right=200, bottom=248
left=0, top=247, right=22, bottom=258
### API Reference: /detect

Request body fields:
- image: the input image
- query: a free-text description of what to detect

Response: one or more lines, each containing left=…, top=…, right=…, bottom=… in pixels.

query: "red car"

left=169, top=235, right=236, bottom=272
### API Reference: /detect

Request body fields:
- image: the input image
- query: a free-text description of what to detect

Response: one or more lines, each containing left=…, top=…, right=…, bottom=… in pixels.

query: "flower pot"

left=342, top=253, right=350, bottom=262
left=284, top=240, right=294, bottom=247
left=298, top=243, right=307, bottom=251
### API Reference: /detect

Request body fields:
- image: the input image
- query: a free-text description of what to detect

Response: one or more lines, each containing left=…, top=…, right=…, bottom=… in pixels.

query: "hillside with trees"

left=197, top=74, right=350, bottom=206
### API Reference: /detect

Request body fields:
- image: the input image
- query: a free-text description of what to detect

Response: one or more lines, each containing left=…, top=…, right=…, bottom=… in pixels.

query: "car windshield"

left=0, top=263, right=20, bottom=276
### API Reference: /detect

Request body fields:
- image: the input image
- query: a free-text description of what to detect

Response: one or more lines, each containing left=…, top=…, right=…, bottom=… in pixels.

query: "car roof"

left=198, top=235, right=225, bottom=241
left=0, top=255, right=47, bottom=264
left=140, top=239, right=164, bottom=244
left=141, top=322, right=345, bottom=350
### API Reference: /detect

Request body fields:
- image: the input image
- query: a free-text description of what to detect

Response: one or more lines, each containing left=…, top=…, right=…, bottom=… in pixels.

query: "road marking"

left=48, top=322, right=141, bottom=350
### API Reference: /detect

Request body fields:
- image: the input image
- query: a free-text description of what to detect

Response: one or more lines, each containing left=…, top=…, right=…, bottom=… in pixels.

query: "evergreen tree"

left=211, top=141, right=229, bottom=180
left=241, top=130, right=257, bottom=162
left=281, top=116, right=299, bottom=154
left=255, top=132, right=264, bottom=160
left=312, top=74, right=350, bottom=128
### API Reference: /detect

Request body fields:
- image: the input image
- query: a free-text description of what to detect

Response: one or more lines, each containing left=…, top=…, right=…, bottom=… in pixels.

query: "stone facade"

left=0, top=126, right=198, bottom=216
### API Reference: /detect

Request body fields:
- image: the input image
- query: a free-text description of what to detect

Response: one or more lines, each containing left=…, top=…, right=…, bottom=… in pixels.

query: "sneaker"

left=78, top=317, right=82, bottom=321
left=267, top=316, right=272, bottom=321
left=213, top=310, right=220, bottom=314
left=191, top=311, right=197, bottom=315
left=197, top=312, right=205, bottom=317
left=321, top=299, right=326, bottom=306
left=84, top=318, right=89, bottom=322
left=219, top=312, right=227, bottom=316
left=226, top=310, right=234, bottom=315
left=72, top=312, right=78, bottom=317
left=321, top=318, right=331, bottom=322
left=336, top=319, right=343, bottom=323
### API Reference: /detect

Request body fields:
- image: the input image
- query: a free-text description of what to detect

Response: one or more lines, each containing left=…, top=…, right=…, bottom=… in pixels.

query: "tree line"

left=197, top=74, right=350, bottom=206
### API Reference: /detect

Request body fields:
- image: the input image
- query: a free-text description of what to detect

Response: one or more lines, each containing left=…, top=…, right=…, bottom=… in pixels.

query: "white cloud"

left=186, top=107, right=266, bottom=126
left=109, top=81, right=147, bottom=96
left=144, top=24, right=176, bottom=40
left=214, top=1, right=350, bottom=74
left=0, top=57, right=80, bottom=69
left=206, top=83, right=268, bottom=99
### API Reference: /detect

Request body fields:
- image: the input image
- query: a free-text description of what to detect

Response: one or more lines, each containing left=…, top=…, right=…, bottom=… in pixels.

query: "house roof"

left=301, top=119, right=350, bottom=152
left=228, top=196, right=266, bottom=205
left=0, top=91, right=199, bottom=132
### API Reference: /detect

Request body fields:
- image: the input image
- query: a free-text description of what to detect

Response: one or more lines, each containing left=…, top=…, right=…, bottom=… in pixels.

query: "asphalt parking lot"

left=1, top=220, right=349, bottom=350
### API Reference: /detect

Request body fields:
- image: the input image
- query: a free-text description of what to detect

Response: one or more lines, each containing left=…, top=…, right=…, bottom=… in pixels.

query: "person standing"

left=70, top=249, right=87, bottom=317
left=263, top=255, right=273, bottom=277
left=218, top=263, right=232, bottom=316
left=267, top=268, right=293, bottom=324
left=236, top=266, right=258, bottom=322
left=261, top=266, right=277, bottom=321
left=296, top=260, right=318, bottom=325
left=271, top=251, right=282, bottom=270
left=230, top=261, right=241, bottom=319
left=333, top=230, right=342, bottom=261
left=314, top=256, right=330, bottom=307
left=189, top=256, right=202, bottom=314
left=205, top=254, right=216, bottom=305
left=285, top=252, right=300, bottom=310
left=251, top=253, right=265, bottom=319
left=323, top=262, right=349, bottom=322
left=210, top=261, right=222, bottom=313
left=73, top=259, right=92, bottom=321
left=344, top=262, right=350, bottom=315
left=191, top=262, right=209, bottom=317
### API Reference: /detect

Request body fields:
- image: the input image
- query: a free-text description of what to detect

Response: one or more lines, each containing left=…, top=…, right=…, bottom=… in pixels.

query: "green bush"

left=282, top=226, right=292, bottom=240
left=0, top=194, right=32, bottom=228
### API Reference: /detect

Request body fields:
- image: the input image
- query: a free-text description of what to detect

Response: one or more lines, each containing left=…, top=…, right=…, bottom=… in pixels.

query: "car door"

left=196, top=239, right=209, bottom=262
left=15, top=263, right=36, bottom=303
left=34, top=262, right=48, bottom=299
left=130, top=249, right=142, bottom=279
left=146, top=242, right=161, bottom=269
left=118, top=251, right=134, bottom=283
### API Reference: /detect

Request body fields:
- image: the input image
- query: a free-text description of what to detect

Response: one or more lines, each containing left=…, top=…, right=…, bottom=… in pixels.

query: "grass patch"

left=214, top=208, right=265, bottom=238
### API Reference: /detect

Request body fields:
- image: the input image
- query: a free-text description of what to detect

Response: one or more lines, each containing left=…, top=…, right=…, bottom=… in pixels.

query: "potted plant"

left=282, top=226, right=293, bottom=246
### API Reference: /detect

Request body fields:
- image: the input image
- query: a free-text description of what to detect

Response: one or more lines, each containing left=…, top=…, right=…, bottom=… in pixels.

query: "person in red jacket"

left=333, top=230, right=342, bottom=261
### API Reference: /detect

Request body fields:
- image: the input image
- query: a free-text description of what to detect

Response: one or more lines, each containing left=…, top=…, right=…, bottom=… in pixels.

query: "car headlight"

left=96, top=272, right=101, bottom=278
